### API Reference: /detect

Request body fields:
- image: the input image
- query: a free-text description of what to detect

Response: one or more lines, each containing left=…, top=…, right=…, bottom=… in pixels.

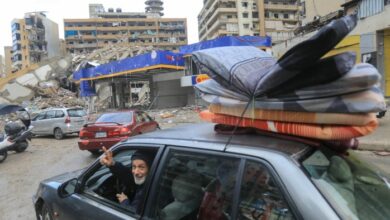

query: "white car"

left=31, top=107, right=87, bottom=139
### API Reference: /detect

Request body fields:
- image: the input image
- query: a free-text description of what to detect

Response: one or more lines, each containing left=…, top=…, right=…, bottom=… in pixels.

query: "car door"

left=143, top=147, right=242, bottom=220
left=143, top=147, right=298, bottom=220
left=53, top=144, right=163, bottom=220
left=41, top=110, right=56, bottom=134
left=31, top=112, right=47, bottom=134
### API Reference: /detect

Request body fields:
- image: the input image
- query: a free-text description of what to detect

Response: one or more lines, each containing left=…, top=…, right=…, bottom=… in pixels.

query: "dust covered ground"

left=0, top=107, right=203, bottom=219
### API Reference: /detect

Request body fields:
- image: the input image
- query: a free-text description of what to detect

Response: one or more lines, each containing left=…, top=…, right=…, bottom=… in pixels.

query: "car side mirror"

left=58, top=178, right=79, bottom=198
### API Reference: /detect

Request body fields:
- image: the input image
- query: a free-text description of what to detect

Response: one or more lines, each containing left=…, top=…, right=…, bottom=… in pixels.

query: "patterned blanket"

left=196, top=63, right=385, bottom=113
left=200, top=111, right=378, bottom=140
left=209, top=104, right=376, bottom=126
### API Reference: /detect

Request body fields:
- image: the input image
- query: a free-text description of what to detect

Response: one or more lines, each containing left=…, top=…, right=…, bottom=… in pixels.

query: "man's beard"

left=134, top=176, right=146, bottom=185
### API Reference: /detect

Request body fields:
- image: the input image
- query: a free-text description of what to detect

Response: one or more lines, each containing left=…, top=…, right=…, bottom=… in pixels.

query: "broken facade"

left=64, top=3, right=187, bottom=54
left=73, top=50, right=192, bottom=112
left=0, top=56, right=75, bottom=104
left=11, top=12, right=61, bottom=72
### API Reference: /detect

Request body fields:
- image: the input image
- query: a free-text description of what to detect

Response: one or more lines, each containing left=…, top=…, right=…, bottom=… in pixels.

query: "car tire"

left=54, top=128, right=64, bottom=140
left=0, top=151, right=7, bottom=163
left=41, top=203, right=54, bottom=220
left=15, top=141, right=28, bottom=153
left=88, top=149, right=101, bottom=156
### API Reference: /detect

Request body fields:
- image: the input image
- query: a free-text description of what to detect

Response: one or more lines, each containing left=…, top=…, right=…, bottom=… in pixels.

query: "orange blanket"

left=200, top=110, right=378, bottom=140
left=209, top=104, right=376, bottom=126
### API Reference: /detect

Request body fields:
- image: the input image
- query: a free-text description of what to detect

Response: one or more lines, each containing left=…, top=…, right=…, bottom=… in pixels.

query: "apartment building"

left=198, top=0, right=302, bottom=44
left=64, top=3, right=187, bottom=54
left=11, top=12, right=61, bottom=72
left=300, top=0, right=344, bottom=25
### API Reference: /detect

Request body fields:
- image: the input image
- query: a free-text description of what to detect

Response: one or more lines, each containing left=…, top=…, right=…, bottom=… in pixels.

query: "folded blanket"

left=195, top=62, right=383, bottom=106
left=209, top=104, right=376, bottom=126
left=199, top=86, right=386, bottom=113
left=200, top=110, right=378, bottom=140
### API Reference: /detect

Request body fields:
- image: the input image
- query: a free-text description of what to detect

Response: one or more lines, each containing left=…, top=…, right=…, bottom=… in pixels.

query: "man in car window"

left=100, top=147, right=153, bottom=212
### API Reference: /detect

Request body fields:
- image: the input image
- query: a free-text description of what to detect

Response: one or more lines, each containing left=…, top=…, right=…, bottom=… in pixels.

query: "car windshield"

left=96, top=112, right=133, bottom=124
left=67, top=109, right=86, bottom=117
left=302, top=149, right=390, bottom=220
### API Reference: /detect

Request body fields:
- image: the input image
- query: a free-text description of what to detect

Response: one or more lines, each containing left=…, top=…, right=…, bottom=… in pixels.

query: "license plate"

left=95, top=132, right=107, bottom=138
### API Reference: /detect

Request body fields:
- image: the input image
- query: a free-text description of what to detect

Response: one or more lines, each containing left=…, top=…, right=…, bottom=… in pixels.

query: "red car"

left=78, top=110, right=159, bottom=154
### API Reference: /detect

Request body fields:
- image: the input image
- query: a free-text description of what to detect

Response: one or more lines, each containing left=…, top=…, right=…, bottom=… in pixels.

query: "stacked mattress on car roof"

left=192, top=14, right=387, bottom=143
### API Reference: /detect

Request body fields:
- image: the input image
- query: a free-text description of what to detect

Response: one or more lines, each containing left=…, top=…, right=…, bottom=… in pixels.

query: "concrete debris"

left=70, top=44, right=157, bottom=73
left=160, top=112, right=174, bottom=119
left=374, top=151, right=390, bottom=156
left=22, top=88, right=86, bottom=113
left=147, top=105, right=206, bottom=129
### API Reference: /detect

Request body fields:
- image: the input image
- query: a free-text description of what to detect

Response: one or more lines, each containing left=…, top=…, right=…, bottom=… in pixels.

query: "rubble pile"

left=147, top=105, right=206, bottom=129
left=23, top=88, right=86, bottom=112
left=70, top=44, right=157, bottom=73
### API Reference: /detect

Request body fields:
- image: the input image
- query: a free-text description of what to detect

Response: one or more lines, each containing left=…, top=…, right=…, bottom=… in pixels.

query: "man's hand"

left=116, top=192, right=128, bottom=203
left=100, top=146, right=114, bottom=167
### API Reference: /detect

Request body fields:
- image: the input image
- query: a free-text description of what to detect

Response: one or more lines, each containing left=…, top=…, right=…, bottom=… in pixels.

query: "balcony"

left=264, top=3, right=299, bottom=11
left=66, top=43, right=98, bottom=49
left=64, top=26, right=97, bottom=31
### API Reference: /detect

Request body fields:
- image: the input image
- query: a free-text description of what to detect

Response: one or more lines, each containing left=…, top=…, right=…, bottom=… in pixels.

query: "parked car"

left=78, top=110, right=159, bottom=154
left=31, top=108, right=87, bottom=139
left=33, top=123, right=390, bottom=220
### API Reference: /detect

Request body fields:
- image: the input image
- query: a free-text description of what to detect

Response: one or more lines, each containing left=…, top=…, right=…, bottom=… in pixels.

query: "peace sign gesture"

left=100, top=146, right=114, bottom=167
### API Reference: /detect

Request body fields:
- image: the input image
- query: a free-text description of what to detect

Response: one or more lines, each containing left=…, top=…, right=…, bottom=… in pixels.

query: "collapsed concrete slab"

left=16, top=73, right=40, bottom=87
left=34, top=65, right=53, bottom=81
left=0, top=82, right=34, bottom=103
left=0, top=96, right=10, bottom=104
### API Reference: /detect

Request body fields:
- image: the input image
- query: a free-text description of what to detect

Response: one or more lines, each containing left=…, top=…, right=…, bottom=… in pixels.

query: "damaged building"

left=73, top=50, right=192, bottom=111
left=64, top=3, right=187, bottom=54
left=11, top=12, right=61, bottom=72
left=73, top=36, right=273, bottom=112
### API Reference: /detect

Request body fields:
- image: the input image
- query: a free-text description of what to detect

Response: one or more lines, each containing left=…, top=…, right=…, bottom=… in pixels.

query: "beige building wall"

left=64, top=18, right=187, bottom=53
left=4, top=46, right=12, bottom=75
left=0, top=55, right=4, bottom=77
left=11, top=13, right=61, bottom=72
left=198, top=0, right=301, bottom=44
left=60, top=40, right=67, bottom=56
left=302, top=0, right=344, bottom=25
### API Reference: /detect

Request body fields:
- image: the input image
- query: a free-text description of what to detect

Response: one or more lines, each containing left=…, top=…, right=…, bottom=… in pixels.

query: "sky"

left=0, top=0, right=203, bottom=56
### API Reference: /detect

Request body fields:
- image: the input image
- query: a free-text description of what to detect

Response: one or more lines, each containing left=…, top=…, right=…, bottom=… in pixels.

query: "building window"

left=243, top=13, right=249, bottom=18
left=227, top=15, right=233, bottom=19
left=243, top=23, right=250, bottom=29
left=252, top=12, right=259, bottom=18
left=242, top=2, right=248, bottom=7
left=265, top=12, right=270, bottom=18
left=284, top=13, right=289, bottom=19
left=274, top=13, right=279, bottom=19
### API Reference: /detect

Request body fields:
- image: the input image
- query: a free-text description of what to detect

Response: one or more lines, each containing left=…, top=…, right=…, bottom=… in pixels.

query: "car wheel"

left=0, top=152, right=7, bottom=163
left=88, top=149, right=101, bottom=156
left=54, top=128, right=64, bottom=140
left=41, top=203, right=54, bottom=220
left=15, top=141, right=28, bottom=153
